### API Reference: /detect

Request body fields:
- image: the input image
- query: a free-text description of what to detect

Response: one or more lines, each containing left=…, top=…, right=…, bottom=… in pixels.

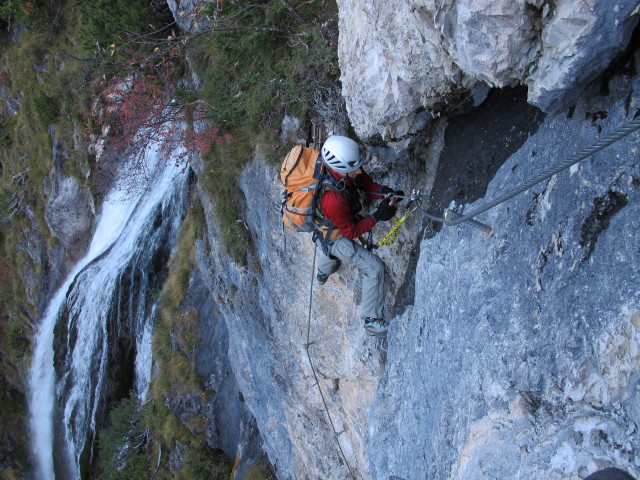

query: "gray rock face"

left=367, top=56, right=640, bottom=480
left=527, top=0, right=639, bottom=112
left=337, top=0, right=640, bottom=141
left=44, top=128, right=95, bottom=260
left=45, top=176, right=93, bottom=256
left=193, top=141, right=431, bottom=477
left=17, top=206, right=64, bottom=318
left=162, top=2, right=640, bottom=478
left=166, top=0, right=213, bottom=33
left=189, top=41, right=640, bottom=480
left=171, top=264, right=269, bottom=478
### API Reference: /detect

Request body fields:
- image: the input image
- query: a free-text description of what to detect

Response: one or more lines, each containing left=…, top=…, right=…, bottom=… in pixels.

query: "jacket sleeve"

left=321, top=191, right=377, bottom=239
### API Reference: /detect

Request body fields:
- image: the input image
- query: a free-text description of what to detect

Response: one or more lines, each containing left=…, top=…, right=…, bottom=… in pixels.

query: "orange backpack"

left=280, top=145, right=336, bottom=232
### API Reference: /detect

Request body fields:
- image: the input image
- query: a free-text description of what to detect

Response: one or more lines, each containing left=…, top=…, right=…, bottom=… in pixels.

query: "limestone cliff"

left=169, top=1, right=640, bottom=478
left=368, top=65, right=640, bottom=480
left=193, top=76, right=640, bottom=479
left=337, top=0, right=640, bottom=141
left=44, top=127, right=94, bottom=264
left=190, top=138, right=431, bottom=477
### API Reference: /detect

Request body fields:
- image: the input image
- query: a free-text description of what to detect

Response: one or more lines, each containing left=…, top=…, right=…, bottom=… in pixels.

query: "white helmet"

left=321, top=135, right=363, bottom=173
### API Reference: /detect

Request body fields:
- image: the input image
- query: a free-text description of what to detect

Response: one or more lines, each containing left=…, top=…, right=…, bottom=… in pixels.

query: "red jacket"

left=320, top=168, right=386, bottom=239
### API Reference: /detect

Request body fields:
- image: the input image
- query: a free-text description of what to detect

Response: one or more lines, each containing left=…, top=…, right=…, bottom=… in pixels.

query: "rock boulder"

left=337, top=0, right=640, bottom=141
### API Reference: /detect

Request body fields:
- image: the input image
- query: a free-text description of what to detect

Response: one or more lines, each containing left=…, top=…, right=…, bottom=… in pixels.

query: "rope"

left=304, top=245, right=358, bottom=480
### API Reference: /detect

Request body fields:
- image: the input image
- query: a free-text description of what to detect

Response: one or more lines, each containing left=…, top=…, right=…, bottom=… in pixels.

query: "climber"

left=314, top=135, right=402, bottom=337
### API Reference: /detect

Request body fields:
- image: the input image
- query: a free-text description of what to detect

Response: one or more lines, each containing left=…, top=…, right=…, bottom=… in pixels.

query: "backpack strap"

left=283, top=147, right=305, bottom=187
left=312, top=221, right=335, bottom=257
left=312, top=173, right=342, bottom=256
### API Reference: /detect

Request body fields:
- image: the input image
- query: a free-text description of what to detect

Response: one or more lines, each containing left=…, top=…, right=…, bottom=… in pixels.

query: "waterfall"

left=28, top=142, right=189, bottom=479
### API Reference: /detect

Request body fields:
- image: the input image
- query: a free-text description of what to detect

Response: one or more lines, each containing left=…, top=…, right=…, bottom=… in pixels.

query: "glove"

left=372, top=199, right=397, bottom=222
left=380, top=186, right=405, bottom=203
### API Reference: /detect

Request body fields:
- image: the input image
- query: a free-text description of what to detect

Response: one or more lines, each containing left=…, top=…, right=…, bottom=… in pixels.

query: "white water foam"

left=28, top=142, right=187, bottom=479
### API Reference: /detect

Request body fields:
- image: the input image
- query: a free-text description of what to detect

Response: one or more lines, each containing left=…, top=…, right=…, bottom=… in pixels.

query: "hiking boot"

left=363, top=317, right=389, bottom=337
left=316, top=260, right=341, bottom=285
left=316, top=270, right=330, bottom=285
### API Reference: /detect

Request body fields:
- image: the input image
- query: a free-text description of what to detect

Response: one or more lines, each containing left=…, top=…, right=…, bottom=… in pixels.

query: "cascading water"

left=28, top=142, right=189, bottom=479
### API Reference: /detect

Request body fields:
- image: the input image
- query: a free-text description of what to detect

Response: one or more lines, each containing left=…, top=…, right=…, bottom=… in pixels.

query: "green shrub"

left=245, top=464, right=274, bottom=480
left=97, top=395, right=152, bottom=480
left=0, top=0, right=59, bottom=32
left=200, top=145, right=253, bottom=266
left=63, top=150, right=91, bottom=182
left=74, top=0, right=173, bottom=57
left=188, top=1, right=338, bottom=264
left=32, top=85, right=61, bottom=125
left=8, top=325, right=29, bottom=352
left=176, top=438, right=232, bottom=480
left=0, top=116, right=13, bottom=147
left=0, top=380, right=29, bottom=477
left=0, top=187, right=12, bottom=219
left=190, top=0, right=339, bottom=132
left=150, top=197, right=207, bottom=402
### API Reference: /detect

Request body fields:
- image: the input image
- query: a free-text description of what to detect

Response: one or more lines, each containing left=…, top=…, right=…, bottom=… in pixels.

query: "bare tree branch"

left=150, top=443, right=162, bottom=480
left=278, top=0, right=304, bottom=22
left=208, top=24, right=289, bottom=33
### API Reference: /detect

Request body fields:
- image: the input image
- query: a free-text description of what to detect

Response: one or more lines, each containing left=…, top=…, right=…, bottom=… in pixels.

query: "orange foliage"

left=93, top=49, right=231, bottom=167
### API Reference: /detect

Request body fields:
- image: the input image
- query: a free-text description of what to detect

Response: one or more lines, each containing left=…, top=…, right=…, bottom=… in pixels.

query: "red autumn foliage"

left=94, top=49, right=231, bottom=167
left=21, top=1, right=34, bottom=15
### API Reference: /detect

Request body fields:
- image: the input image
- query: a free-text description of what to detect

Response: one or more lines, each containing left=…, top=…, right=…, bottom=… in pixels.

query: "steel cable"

left=447, top=115, right=640, bottom=226
left=369, top=115, right=640, bottom=234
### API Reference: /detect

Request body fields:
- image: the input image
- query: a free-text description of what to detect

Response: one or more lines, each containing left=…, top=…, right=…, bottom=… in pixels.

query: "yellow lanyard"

left=376, top=209, right=415, bottom=247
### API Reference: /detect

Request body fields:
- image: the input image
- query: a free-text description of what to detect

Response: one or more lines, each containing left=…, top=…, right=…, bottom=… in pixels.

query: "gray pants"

left=316, top=237, right=386, bottom=319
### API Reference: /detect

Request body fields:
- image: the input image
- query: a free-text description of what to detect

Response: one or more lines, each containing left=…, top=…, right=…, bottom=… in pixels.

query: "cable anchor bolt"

left=443, top=201, right=493, bottom=235
left=443, top=200, right=464, bottom=223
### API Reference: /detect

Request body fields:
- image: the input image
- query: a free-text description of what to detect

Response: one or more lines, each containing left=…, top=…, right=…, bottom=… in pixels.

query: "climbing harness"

left=304, top=245, right=360, bottom=480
